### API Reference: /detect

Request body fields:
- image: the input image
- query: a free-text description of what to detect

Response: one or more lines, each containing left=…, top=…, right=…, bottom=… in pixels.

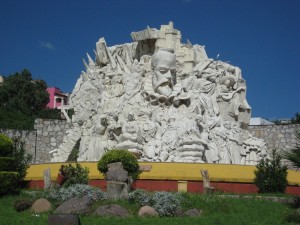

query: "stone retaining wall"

left=0, top=119, right=72, bottom=163
left=248, top=124, right=300, bottom=152
left=0, top=120, right=299, bottom=164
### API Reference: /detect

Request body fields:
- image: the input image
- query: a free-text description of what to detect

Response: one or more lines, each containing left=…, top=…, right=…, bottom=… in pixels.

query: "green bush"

left=128, top=190, right=182, bottom=217
left=0, top=157, right=15, bottom=171
left=97, top=149, right=141, bottom=180
left=47, top=184, right=107, bottom=202
left=59, top=163, right=89, bottom=187
left=254, top=149, right=288, bottom=193
left=11, top=138, right=32, bottom=184
left=0, top=172, right=20, bottom=195
left=0, top=133, right=13, bottom=157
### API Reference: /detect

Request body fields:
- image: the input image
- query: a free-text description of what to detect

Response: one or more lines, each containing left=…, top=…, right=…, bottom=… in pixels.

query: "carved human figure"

left=116, top=112, right=142, bottom=153
left=86, top=115, right=109, bottom=161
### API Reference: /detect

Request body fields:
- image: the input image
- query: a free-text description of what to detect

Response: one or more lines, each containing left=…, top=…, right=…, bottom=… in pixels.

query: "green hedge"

left=97, top=149, right=141, bottom=180
left=0, top=172, right=20, bottom=195
left=0, top=157, right=15, bottom=171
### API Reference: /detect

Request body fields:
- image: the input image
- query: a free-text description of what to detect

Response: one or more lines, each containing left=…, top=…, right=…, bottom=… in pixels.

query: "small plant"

left=47, top=184, right=107, bottom=202
left=97, top=149, right=141, bottom=181
left=128, top=189, right=151, bottom=206
left=150, top=191, right=182, bottom=217
left=59, top=163, right=89, bottom=187
left=128, top=190, right=182, bottom=217
left=254, top=149, right=288, bottom=193
left=13, top=199, right=33, bottom=212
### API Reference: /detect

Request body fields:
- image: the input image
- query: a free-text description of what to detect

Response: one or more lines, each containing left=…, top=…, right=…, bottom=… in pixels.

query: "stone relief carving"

left=51, top=22, right=267, bottom=165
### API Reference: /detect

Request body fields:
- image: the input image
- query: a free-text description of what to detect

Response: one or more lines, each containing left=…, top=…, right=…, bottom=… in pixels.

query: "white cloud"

left=39, top=40, right=55, bottom=50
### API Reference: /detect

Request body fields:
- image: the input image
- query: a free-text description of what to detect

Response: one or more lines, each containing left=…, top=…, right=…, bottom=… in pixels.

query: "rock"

left=106, top=162, right=128, bottom=182
left=107, top=181, right=128, bottom=200
left=31, top=198, right=52, bottom=213
left=94, top=204, right=129, bottom=217
left=184, top=208, right=202, bottom=217
left=138, top=206, right=158, bottom=217
left=48, top=214, right=81, bottom=225
left=54, top=196, right=92, bottom=214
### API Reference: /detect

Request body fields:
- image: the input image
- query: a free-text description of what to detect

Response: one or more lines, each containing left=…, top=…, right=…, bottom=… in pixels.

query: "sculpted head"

left=151, top=49, right=176, bottom=97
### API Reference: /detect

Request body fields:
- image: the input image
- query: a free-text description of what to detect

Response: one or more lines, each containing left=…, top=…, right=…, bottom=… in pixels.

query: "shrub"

left=47, top=184, right=107, bottom=202
left=128, top=189, right=151, bottom=206
left=128, top=190, right=182, bottom=217
left=97, top=149, right=140, bottom=180
left=13, top=199, right=33, bottom=212
left=0, top=172, right=20, bottom=195
left=254, top=149, right=288, bottom=193
left=59, top=163, right=89, bottom=187
left=0, top=133, right=13, bottom=157
left=0, top=157, right=15, bottom=171
left=11, top=138, right=32, bottom=184
left=150, top=191, right=181, bottom=217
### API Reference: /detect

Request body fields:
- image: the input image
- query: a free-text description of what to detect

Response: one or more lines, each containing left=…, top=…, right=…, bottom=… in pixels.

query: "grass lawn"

left=0, top=191, right=299, bottom=225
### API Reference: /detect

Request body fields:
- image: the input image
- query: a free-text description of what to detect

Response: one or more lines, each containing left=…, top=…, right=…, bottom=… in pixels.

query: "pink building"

left=46, top=87, right=69, bottom=109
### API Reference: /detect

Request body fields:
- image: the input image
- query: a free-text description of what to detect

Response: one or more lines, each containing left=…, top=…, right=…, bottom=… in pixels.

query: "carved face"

left=152, top=50, right=176, bottom=97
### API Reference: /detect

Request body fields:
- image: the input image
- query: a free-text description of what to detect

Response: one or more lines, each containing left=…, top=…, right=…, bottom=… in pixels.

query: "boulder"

left=94, top=204, right=129, bottom=217
left=31, top=198, right=52, bottom=213
left=48, top=214, right=81, bottom=225
left=107, top=181, right=128, bottom=200
left=54, top=196, right=92, bottom=214
left=184, top=208, right=202, bottom=217
left=138, top=206, right=158, bottom=217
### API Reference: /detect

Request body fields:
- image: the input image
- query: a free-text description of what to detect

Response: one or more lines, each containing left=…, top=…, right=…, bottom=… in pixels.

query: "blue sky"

left=0, top=0, right=299, bottom=120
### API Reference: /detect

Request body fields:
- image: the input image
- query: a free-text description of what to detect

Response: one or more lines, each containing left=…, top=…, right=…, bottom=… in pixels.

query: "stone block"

left=106, top=162, right=128, bottom=182
left=107, top=181, right=128, bottom=200
left=48, top=214, right=81, bottom=225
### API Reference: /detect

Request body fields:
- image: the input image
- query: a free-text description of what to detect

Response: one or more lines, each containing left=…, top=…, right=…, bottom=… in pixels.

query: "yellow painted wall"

left=26, top=162, right=300, bottom=185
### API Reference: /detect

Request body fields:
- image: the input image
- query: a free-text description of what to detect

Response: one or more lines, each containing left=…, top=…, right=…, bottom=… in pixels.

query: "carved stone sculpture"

left=50, top=22, right=267, bottom=165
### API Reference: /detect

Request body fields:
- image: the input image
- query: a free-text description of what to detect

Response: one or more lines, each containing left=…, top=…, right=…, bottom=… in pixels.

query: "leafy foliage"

left=0, top=133, right=13, bottom=156
left=128, top=189, right=151, bottom=206
left=282, top=129, right=300, bottom=169
left=0, top=172, right=20, bottom=195
left=59, top=163, right=89, bottom=187
left=0, top=157, right=15, bottom=171
left=254, top=150, right=288, bottom=193
left=0, top=134, right=31, bottom=190
left=47, top=184, right=107, bottom=202
left=150, top=191, right=182, bottom=217
left=10, top=138, right=32, bottom=184
left=97, top=149, right=141, bottom=181
left=291, top=113, right=300, bottom=124
left=0, top=69, right=61, bottom=129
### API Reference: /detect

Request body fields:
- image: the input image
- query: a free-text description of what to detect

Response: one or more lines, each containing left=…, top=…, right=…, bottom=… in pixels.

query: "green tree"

left=0, top=69, right=61, bottom=129
left=254, top=150, right=288, bottom=193
left=291, top=113, right=300, bottom=124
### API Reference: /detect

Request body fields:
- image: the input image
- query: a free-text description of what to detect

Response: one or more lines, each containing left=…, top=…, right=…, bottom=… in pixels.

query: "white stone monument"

left=50, top=22, right=267, bottom=165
